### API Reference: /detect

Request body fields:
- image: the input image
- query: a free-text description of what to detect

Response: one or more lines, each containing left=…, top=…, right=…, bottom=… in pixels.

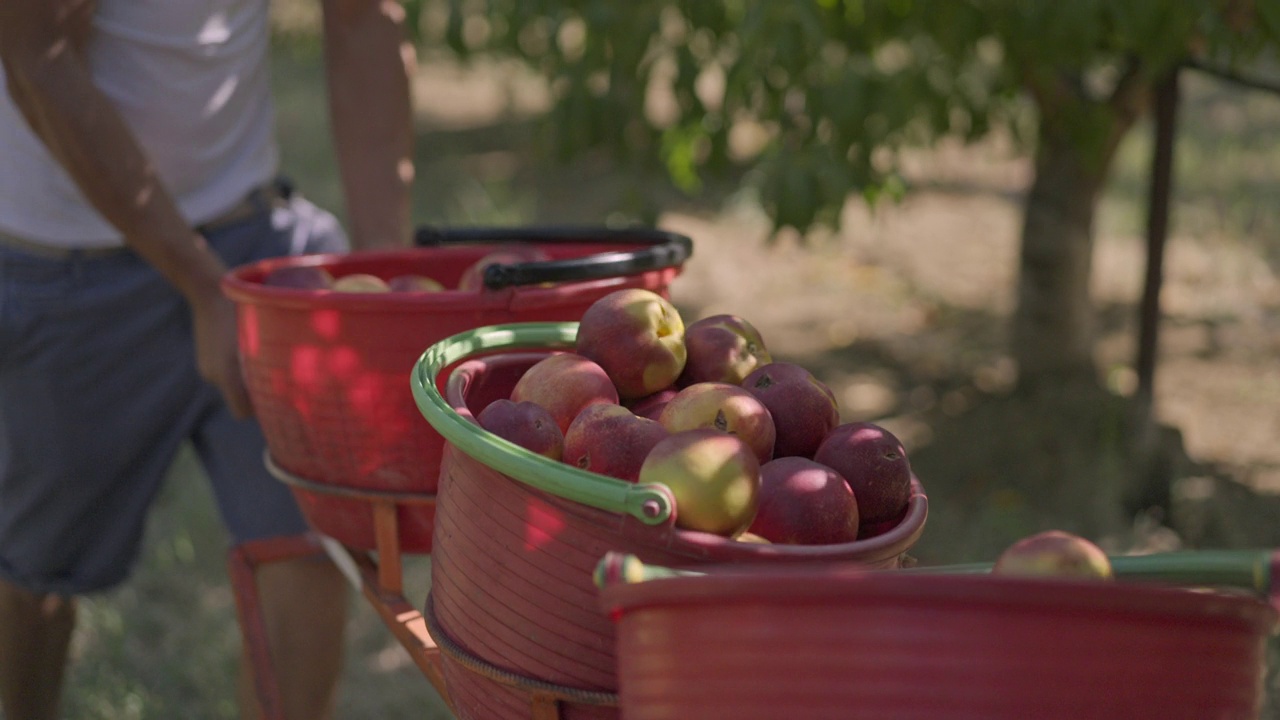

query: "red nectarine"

left=812, top=422, right=911, bottom=527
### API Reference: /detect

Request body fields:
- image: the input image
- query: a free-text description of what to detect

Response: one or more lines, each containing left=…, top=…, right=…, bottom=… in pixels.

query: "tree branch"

left=1182, top=57, right=1280, bottom=95
left=1104, top=57, right=1152, bottom=157
left=1108, top=57, right=1151, bottom=126
left=1021, top=65, right=1076, bottom=118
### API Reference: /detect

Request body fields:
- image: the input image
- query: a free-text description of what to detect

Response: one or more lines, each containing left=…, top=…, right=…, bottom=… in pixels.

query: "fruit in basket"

left=510, top=353, right=620, bottom=434
left=812, top=422, right=911, bottom=527
left=625, top=387, right=679, bottom=420
left=387, top=274, right=445, bottom=292
left=457, top=246, right=553, bottom=291
left=748, top=457, right=859, bottom=545
left=575, top=288, right=687, bottom=400
left=477, top=399, right=565, bottom=461
left=733, top=531, right=771, bottom=544
left=657, top=382, right=776, bottom=466
left=262, top=265, right=334, bottom=290
left=638, top=428, right=760, bottom=536
left=332, top=273, right=391, bottom=293
left=856, top=509, right=910, bottom=540
left=992, top=530, right=1114, bottom=580
left=677, top=314, right=772, bottom=386
left=563, top=403, right=669, bottom=482
left=742, top=362, right=840, bottom=459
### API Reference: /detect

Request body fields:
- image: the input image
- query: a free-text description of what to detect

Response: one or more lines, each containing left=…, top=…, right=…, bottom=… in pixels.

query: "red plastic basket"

left=409, top=325, right=929, bottom=719
left=599, top=563, right=1278, bottom=720
left=221, top=227, right=690, bottom=552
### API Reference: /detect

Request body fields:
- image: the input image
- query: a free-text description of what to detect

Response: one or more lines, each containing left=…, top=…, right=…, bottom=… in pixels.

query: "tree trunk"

left=1012, top=121, right=1109, bottom=390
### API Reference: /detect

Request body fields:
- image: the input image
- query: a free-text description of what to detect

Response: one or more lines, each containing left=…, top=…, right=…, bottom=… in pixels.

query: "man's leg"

left=237, top=555, right=348, bottom=720
left=0, top=580, right=76, bottom=720
left=203, top=191, right=354, bottom=720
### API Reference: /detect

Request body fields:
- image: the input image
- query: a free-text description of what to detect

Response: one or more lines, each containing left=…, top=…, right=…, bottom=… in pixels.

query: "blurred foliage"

left=403, top=0, right=1279, bottom=234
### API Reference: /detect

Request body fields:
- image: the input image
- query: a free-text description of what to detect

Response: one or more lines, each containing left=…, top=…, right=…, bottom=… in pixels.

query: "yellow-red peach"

left=638, top=428, right=760, bottom=536
left=457, top=246, right=552, bottom=291
left=575, top=288, right=687, bottom=400
left=331, top=273, right=390, bottom=293
left=510, top=352, right=619, bottom=435
left=657, top=382, right=776, bottom=465
left=387, top=274, right=445, bottom=292
left=677, top=314, right=772, bottom=386
left=992, top=530, right=1113, bottom=580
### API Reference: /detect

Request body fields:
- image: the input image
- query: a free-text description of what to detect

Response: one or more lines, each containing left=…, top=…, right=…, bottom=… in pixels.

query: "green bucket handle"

left=410, top=322, right=676, bottom=526
left=594, top=549, right=1280, bottom=604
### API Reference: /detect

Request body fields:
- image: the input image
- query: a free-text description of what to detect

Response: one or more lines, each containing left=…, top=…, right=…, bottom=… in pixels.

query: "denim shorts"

left=0, top=196, right=348, bottom=595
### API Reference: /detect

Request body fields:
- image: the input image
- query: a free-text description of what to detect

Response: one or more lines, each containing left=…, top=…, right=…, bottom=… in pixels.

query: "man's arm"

left=0, top=0, right=253, bottom=417
left=321, top=0, right=416, bottom=251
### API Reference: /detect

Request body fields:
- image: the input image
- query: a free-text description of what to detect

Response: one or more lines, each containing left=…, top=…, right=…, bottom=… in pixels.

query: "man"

left=0, top=0, right=416, bottom=718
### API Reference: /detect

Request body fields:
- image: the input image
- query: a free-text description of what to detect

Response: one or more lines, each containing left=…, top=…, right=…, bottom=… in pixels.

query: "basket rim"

left=410, top=322, right=678, bottom=526
left=598, top=562, right=1280, bottom=629
left=410, top=322, right=930, bottom=556
left=221, top=244, right=684, bottom=313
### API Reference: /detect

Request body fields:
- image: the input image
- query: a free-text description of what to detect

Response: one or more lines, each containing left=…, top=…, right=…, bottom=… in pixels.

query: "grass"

left=48, top=35, right=1280, bottom=720
left=59, top=446, right=449, bottom=720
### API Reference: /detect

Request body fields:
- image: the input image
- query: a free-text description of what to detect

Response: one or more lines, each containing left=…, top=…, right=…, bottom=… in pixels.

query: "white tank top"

left=0, top=0, right=277, bottom=248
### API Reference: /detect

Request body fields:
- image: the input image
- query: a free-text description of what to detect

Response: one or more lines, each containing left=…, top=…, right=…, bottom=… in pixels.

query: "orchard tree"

left=416, top=0, right=1277, bottom=392
left=406, top=1, right=1280, bottom=553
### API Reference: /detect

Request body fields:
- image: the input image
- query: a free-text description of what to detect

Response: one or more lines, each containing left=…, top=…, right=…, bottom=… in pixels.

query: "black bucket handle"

left=413, top=225, right=693, bottom=290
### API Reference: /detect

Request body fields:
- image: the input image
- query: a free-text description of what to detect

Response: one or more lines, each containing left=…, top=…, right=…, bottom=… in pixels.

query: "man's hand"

left=190, top=289, right=254, bottom=419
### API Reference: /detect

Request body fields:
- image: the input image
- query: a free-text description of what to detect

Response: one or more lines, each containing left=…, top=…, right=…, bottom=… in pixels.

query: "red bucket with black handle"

left=222, top=227, right=691, bottom=552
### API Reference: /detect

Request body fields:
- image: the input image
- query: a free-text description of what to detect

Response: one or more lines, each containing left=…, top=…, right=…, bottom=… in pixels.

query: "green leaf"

left=660, top=123, right=707, bottom=194
left=444, top=0, right=468, bottom=57
left=1257, top=0, right=1280, bottom=43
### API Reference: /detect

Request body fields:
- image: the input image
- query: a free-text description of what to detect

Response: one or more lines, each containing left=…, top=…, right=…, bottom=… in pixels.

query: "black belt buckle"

left=274, top=175, right=294, bottom=201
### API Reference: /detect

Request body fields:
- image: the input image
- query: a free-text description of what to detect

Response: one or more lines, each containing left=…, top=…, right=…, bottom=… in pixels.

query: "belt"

left=195, top=177, right=293, bottom=236
left=0, top=178, right=293, bottom=260
left=0, top=231, right=129, bottom=260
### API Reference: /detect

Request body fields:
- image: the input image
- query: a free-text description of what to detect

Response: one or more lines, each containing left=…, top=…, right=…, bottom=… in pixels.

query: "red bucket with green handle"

left=597, top=551, right=1279, bottom=720
left=410, top=323, right=929, bottom=719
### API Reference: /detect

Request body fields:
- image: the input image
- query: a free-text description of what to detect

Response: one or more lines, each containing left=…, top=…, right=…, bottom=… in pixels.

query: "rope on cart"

left=264, top=451, right=437, bottom=504
left=423, top=594, right=620, bottom=707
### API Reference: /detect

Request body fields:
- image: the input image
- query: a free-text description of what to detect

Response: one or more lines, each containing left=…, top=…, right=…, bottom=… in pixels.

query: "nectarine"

left=657, top=382, right=776, bottom=465
left=638, top=428, right=761, bottom=536
left=812, top=422, right=911, bottom=527
left=476, top=399, right=565, bottom=461
left=510, top=353, right=619, bottom=434
left=575, top=288, right=687, bottom=400
left=563, top=403, right=669, bottom=482
left=748, top=457, right=859, bottom=545
left=992, top=530, right=1113, bottom=580
left=742, top=362, right=839, bottom=459
left=677, top=314, right=772, bottom=386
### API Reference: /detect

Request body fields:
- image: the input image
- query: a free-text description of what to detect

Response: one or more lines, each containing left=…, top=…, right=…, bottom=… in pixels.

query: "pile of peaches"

left=476, top=288, right=916, bottom=545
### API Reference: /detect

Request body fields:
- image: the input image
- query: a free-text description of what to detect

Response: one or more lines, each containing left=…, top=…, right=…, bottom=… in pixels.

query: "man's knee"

left=0, top=579, right=76, bottom=622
